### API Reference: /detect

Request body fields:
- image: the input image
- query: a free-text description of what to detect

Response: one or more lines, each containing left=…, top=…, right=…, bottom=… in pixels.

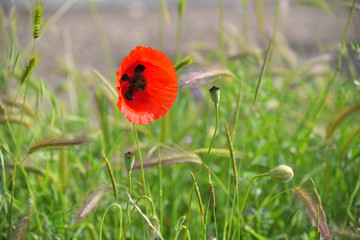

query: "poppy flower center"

left=121, top=64, right=148, bottom=100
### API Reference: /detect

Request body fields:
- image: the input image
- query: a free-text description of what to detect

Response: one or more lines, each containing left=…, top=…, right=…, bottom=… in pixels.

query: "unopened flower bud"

left=209, top=86, right=220, bottom=105
left=270, top=165, right=294, bottom=182
left=146, top=215, right=160, bottom=240
left=124, top=152, right=135, bottom=171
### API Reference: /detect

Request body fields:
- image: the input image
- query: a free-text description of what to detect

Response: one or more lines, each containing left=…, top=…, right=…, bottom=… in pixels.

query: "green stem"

left=184, top=104, right=219, bottom=239
left=99, top=203, right=122, bottom=240
left=132, top=124, right=147, bottom=197
left=213, top=200, right=218, bottom=240
left=0, top=85, right=22, bottom=144
left=239, top=173, right=270, bottom=218
left=127, top=171, right=134, bottom=240
left=158, top=148, right=164, bottom=234
left=122, top=195, right=156, bottom=240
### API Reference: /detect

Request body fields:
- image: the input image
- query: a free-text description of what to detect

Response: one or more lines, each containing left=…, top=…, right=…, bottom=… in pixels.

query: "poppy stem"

left=184, top=104, right=219, bottom=239
left=132, top=124, right=148, bottom=207
left=127, top=170, right=134, bottom=240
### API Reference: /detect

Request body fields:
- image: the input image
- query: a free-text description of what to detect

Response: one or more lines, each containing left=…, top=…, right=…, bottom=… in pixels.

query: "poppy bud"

left=270, top=165, right=294, bottom=182
left=209, top=86, right=220, bottom=105
left=124, top=152, right=135, bottom=171
left=146, top=215, right=160, bottom=240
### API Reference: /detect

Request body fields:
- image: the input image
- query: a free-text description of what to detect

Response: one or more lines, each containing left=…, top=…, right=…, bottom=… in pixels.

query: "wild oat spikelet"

left=225, top=123, right=238, bottom=190
left=13, top=216, right=29, bottom=240
left=191, top=172, right=204, bottom=219
left=75, top=187, right=108, bottom=223
left=208, top=168, right=216, bottom=209
left=32, top=0, right=45, bottom=39
left=20, top=56, right=39, bottom=85
left=146, top=215, right=160, bottom=240
left=292, top=185, right=330, bottom=240
left=28, top=128, right=86, bottom=154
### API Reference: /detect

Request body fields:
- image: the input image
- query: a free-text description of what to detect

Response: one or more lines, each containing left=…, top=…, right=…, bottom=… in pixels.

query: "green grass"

left=1, top=1, right=360, bottom=239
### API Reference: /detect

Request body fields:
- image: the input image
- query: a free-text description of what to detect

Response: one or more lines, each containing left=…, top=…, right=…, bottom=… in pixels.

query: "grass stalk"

left=99, top=203, right=122, bottom=240
left=225, top=123, right=240, bottom=237
left=133, top=124, right=148, bottom=215
left=184, top=104, right=219, bottom=239
left=346, top=177, right=360, bottom=225
left=101, top=152, right=118, bottom=202
left=232, top=80, right=242, bottom=140
left=255, top=0, right=266, bottom=36
left=176, top=0, right=186, bottom=60
left=60, top=149, right=67, bottom=193
left=8, top=78, right=32, bottom=237
left=252, top=39, right=273, bottom=110
left=158, top=148, right=164, bottom=234
left=122, top=195, right=157, bottom=240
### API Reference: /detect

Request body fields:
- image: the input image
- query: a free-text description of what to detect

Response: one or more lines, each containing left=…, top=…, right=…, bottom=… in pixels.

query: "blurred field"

left=9, top=0, right=359, bottom=87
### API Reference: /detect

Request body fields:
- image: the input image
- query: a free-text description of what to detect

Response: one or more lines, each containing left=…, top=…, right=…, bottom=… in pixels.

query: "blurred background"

left=1, top=0, right=359, bottom=87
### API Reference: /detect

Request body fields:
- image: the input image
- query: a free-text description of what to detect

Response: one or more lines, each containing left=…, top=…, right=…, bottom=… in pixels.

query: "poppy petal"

left=116, top=46, right=178, bottom=125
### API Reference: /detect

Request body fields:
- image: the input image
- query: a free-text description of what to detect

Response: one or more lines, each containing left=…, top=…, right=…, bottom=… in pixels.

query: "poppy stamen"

left=135, top=64, right=146, bottom=75
left=125, top=65, right=148, bottom=101
left=125, top=89, right=133, bottom=100
left=121, top=74, right=131, bottom=82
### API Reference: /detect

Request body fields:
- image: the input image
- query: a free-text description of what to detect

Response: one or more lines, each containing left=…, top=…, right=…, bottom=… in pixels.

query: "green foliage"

left=0, top=1, right=359, bottom=240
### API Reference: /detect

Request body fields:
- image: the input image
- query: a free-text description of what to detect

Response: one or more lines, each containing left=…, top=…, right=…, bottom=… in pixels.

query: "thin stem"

left=132, top=124, right=147, bottom=197
left=127, top=171, right=134, bottom=240
left=158, top=148, right=164, bottom=234
left=0, top=85, right=22, bottom=144
left=184, top=104, right=219, bottom=239
left=239, top=173, right=270, bottom=218
left=8, top=80, right=34, bottom=237
left=213, top=200, right=218, bottom=240
left=99, top=203, right=122, bottom=240
left=122, top=195, right=156, bottom=240
left=232, top=80, right=242, bottom=141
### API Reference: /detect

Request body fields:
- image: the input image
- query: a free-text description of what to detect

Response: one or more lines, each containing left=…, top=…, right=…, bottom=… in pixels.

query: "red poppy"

left=116, top=46, right=178, bottom=125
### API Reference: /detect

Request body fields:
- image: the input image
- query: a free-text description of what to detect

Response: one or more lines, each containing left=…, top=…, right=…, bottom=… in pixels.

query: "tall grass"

left=0, top=1, right=359, bottom=239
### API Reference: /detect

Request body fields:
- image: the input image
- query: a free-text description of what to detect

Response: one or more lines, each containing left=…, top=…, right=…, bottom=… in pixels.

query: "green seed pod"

left=209, top=86, right=220, bottom=105
left=146, top=215, right=160, bottom=240
left=270, top=165, right=294, bottom=182
left=124, top=152, right=135, bottom=171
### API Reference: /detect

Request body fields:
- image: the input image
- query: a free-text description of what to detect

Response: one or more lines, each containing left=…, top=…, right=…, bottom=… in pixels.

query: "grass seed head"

left=20, top=56, right=39, bottom=85
left=32, top=0, right=45, bottom=39
left=292, top=186, right=331, bottom=240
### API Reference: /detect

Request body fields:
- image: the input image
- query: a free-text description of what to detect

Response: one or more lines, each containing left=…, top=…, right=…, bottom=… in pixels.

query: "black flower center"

left=121, top=64, right=148, bottom=100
